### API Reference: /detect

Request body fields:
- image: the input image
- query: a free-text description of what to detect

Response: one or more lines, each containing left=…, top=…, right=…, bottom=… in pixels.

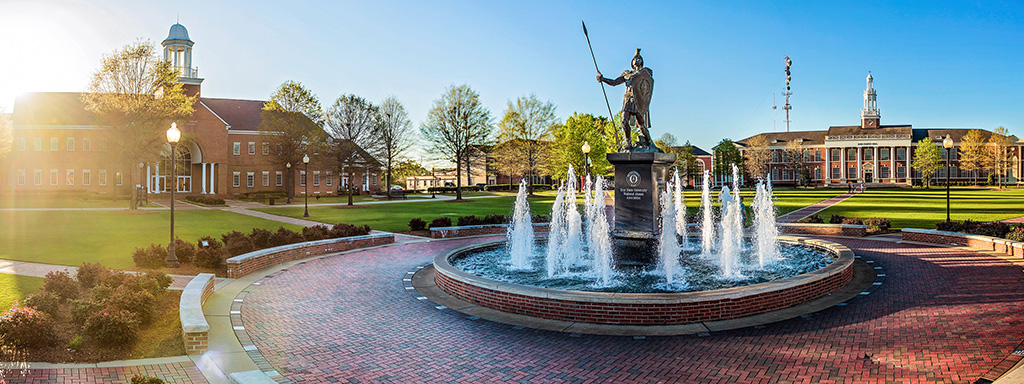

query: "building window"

left=66, top=169, right=75, bottom=186
left=99, top=139, right=107, bottom=152
left=863, top=149, right=873, bottom=161
left=950, top=149, right=958, bottom=161
left=275, top=143, right=283, bottom=155
left=246, top=172, right=254, bottom=187
left=116, top=171, right=123, bottom=186
left=50, top=137, right=59, bottom=151
left=897, top=166, right=907, bottom=178
left=262, top=142, right=269, bottom=155
left=880, top=148, right=890, bottom=161
left=814, top=150, right=822, bottom=162
left=34, top=137, right=42, bottom=151
left=830, top=148, right=840, bottom=162
left=326, top=171, right=333, bottom=186
left=938, top=167, right=946, bottom=178
left=880, top=166, right=890, bottom=179
left=83, top=170, right=91, bottom=186
left=771, top=168, right=779, bottom=181
left=17, top=169, right=25, bottom=185
left=771, top=151, right=779, bottom=163
left=846, top=148, right=857, bottom=160
left=847, top=167, right=857, bottom=179
left=67, top=137, right=74, bottom=151
left=803, top=150, right=812, bottom=162
left=300, top=171, right=307, bottom=186
left=262, top=171, right=270, bottom=187
left=950, top=165, right=959, bottom=178
left=50, top=169, right=58, bottom=185
left=371, top=173, right=377, bottom=186
left=814, top=167, right=821, bottom=180
left=896, top=148, right=907, bottom=161
left=33, top=169, right=42, bottom=185
left=232, top=172, right=240, bottom=187
left=233, top=142, right=240, bottom=156
left=83, top=138, right=91, bottom=152
left=17, top=137, right=26, bottom=151
left=99, top=170, right=107, bottom=186
left=313, top=171, right=321, bottom=186
left=275, top=171, right=283, bottom=187
left=831, top=167, right=841, bottom=180
left=248, top=142, right=255, bottom=155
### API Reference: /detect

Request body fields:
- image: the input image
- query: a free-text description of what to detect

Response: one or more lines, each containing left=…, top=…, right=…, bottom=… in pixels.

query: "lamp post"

left=431, top=165, right=436, bottom=199
left=165, top=123, right=181, bottom=268
left=302, top=154, right=310, bottom=218
left=582, top=141, right=592, bottom=182
left=943, top=134, right=954, bottom=222
left=285, top=162, right=292, bottom=204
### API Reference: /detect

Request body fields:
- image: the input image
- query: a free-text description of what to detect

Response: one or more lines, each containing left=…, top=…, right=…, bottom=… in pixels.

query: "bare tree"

left=420, top=85, right=493, bottom=200
left=82, top=40, right=196, bottom=209
left=496, top=94, right=557, bottom=195
left=326, top=94, right=381, bottom=204
left=376, top=96, right=414, bottom=196
left=784, top=139, right=805, bottom=185
left=743, top=135, right=770, bottom=180
left=259, top=81, right=328, bottom=204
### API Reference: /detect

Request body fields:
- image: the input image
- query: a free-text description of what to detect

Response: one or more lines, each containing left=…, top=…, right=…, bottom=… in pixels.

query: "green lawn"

left=0, top=210, right=303, bottom=269
left=815, top=187, right=1024, bottom=229
left=0, top=196, right=132, bottom=209
left=0, top=274, right=45, bottom=310
left=680, top=188, right=844, bottom=216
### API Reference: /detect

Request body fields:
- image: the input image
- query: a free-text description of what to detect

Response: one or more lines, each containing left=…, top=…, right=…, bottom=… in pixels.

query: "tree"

left=259, top=81, right=328, bottom=204
left=390, top=159, right=429, bottom=188
left=81, top=40, right=196, bottom=209
left=784, top=139, right=805, bottom=186
left=712, top=139, right=744, bottom=185
left=743, top=135, right=770, bottom=180
left=326, top=94, right=380, bottom=205
left=912, top=136, right=941, bottom=187
left=549, top=113, right=613, bottom=181
left=958, top=129, right=986, bottom=185
left=376, top=96, right=414, bottom=194
left=496, top=94, right=558, bottom=195
left=420, top=84, right=493, bottom=200
left=0, top=109, right=11, bottom=163
left=678, top=141, right=699, bottom=186
left=988, top=126, right=1013, bottom=188
left=654, top=132, right=684, bottom=168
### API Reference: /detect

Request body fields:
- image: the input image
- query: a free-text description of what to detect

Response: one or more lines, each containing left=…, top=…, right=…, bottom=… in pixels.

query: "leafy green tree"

left=743, top=135, right=770, bottom=180
left=0, top=109, right=11, bottom=163
left=958, top=129, right=986, bottom=185
left=420, top=84, right=493, bottom=200
left=376, top=96, right=414, bottom=193
left=82, top=40, right=196, bottom=209
left=988, top=126, right=1013, bottom=188
left=712, top=139, right=744, bottom=184
left=549, top=113, right=613, bottom=181
left=259, top=81, right=328, bottom=203
left=496, top=94, right=558, bottom=195
left=912, top=136, right=941, bottom=187
left=678, top=141, right=699, bottom=186
left=390, top=159, right=429, bottom=188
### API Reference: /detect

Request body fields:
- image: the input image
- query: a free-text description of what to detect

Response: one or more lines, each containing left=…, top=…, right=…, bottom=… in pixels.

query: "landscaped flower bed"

left=797, top=214, right=891, bottom=233
left=934, top=219, right=1024, bottom=241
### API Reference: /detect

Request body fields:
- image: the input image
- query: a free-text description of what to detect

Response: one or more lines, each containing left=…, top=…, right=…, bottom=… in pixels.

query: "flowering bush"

left=841, top=217, right=864, bottom=225
left=828, top=214, right=848, bottom=224
left=70, top=298, right=102, bottom=325
left=864, top=218, right=891, bottom=232
left=101, top=285, right=156, bottom=323
left=935, top=220, right=1013, bottom=238
left=0, top=303, right=57, bottom=347
left=797, top=214, right=824, bottom=224
left=1007, top=226, right=1024, bottom=242
left=43, top=270, right=79, bottom=301
left=130, top=375, right=166, bottom=384
left=76, top=262, right=109, bottom=289
left=23, top=291, right=61, bottom=317
left=83, top=307, right=139, bottom=346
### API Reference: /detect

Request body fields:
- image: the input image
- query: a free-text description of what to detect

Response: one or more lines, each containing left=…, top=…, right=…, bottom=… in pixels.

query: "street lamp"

left=431, top=165, right=436, bottom=199
left=302, top=154, right=310, bottom=218
left=943, top=134, right=954, bottom=222
left=165, top=122, right=181, bottom=268
left=285, top=162, right=292, bottom=204
left=582, top=141, right=592, bottom=181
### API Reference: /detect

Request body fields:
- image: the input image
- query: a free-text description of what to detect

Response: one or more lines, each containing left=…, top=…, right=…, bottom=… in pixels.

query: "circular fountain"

left=432, top=166, right=855, bottom=326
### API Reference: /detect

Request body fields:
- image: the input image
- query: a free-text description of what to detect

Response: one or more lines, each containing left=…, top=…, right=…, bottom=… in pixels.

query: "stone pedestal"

left=607, top=152, right=677, bottom=264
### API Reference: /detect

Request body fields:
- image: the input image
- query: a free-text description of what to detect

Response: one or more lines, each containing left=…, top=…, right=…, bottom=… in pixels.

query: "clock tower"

left=861, top=72, right=880, bottom=128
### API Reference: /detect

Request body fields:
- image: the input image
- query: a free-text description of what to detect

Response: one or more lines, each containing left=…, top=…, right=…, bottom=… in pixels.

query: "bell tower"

left=860, top=72, right=880, bottom=128
left=161, top=23, right=204, bottom=97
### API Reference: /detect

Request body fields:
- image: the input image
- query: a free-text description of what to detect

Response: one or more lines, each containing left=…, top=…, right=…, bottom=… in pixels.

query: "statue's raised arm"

left=595, top=48, right=658, bottom=152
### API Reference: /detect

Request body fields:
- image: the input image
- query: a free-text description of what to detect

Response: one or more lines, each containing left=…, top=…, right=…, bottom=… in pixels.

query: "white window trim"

left=50, top=169, right=58, bottom=185
left=233, top=142, right=240, bottom=156
left=66, top=137, right=74, bottom=151
left=275, top=171, right=283, bottom=187
left=248, top=142, right=256, bottom=155
left=50, top=137, right=58, bottom=151
left=232, top=172, right=241, bottom=187
left=33, top=169, right=42, bottom=185
left=66, top=169, right=75, bottom=186
left=17, top=169, right=26, bottom=185
left=99, top=169, right=107, bottom=186
left=246, top=172, right=254, bottom=188
left=83, top=169, right=91, bottom=186
left=262, top=171, right=270, bottom=187
left=83, top=138, right=91, bottom=152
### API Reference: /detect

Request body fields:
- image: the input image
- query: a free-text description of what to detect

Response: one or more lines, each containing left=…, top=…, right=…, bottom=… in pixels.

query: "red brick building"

left=2, top=23, right=381, bottom=198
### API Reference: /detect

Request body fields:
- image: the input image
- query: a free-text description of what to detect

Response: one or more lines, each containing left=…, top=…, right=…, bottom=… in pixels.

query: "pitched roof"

left=912, top=128, right=992, bottom=143
left=735, top=130, right=828, bottom=147
left=12, top=92, right=96, bottom=126
left=200, top=97, right=268, bottom=131
left=826, top=125, right=913, bottom=138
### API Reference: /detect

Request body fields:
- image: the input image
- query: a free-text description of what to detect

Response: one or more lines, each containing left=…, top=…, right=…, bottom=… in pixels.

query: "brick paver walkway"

left=238, top=236, right=1024, bottom=383
left=776, top=191, right=859, bottom=223
left=0, top=359, right=207, bottom=383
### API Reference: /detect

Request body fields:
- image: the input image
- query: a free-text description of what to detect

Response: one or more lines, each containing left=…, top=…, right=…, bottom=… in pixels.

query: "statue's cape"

left=630, top=68, right=654, bottom=114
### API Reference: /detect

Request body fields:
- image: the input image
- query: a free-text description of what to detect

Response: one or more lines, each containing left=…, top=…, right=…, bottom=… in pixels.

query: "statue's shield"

left=630, top=68, right=654, bottom=117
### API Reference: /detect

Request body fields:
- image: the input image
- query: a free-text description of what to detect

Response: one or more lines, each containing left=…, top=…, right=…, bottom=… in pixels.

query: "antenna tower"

left=783, top=56, right=792, bottom=132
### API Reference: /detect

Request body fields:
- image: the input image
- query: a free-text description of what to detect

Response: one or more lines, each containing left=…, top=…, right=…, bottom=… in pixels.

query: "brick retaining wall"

left=779, top=223, right=867, bottom=237
left=902, top=228, right=1024, bottom=258
left=180, top=273, right=215, bottom=355
left=431, top=223, right=550, bottom=239
left=226, top=234, right=395, bottom=278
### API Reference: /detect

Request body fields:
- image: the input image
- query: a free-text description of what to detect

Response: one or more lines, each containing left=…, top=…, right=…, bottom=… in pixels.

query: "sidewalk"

left=775, top=191, right=861, bottom=223
left=0, top=259, right=227, bottom=290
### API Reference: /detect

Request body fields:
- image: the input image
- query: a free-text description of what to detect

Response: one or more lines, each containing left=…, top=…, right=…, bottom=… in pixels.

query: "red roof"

left=200, top=97, right=268, bottom=131
left=12, top=92, right=95, bottom=126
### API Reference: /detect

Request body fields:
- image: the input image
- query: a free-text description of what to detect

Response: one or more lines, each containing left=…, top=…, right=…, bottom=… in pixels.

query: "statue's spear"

left=582, top=21, right=615, bottom=132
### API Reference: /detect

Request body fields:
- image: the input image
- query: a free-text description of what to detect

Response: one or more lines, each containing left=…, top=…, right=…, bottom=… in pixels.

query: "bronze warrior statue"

left=597, top=48, right=655, bottom=151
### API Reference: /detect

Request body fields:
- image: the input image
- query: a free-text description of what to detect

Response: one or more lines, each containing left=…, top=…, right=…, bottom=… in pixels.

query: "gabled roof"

left=912, top=128, right=991, bottom=143
left=12, top=92, right=96, bottom=126
left=200, top=98, right=267, bottom=131
left=826, top=125, right=912, bottom=138
left=736, top=131, right=828, bottom=147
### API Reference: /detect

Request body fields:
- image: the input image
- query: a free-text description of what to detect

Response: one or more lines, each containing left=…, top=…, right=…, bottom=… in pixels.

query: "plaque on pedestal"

left=607, top=152, right=676, bottom=263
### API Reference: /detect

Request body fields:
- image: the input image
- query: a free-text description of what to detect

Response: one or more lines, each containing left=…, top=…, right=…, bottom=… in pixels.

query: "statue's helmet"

left=632, top=48, right=643, bottom=69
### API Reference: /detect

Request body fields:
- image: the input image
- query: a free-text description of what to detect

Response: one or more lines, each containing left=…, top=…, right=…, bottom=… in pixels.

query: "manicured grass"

left=0, top=210, right=303, bottom=269
left=679, top=188, right=845, bottom=216
left=0, top=274, right=45, bottom=310
left=815, top=187, right=1024, bottom=229
left=0, top=196, right=131, bottom=209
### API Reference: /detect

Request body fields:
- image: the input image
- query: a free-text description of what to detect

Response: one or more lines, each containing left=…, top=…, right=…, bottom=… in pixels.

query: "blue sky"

left=2, top=0, right=1022, bottom=159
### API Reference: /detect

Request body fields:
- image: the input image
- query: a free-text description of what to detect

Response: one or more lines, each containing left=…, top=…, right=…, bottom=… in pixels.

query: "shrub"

left=83, top=307, right=139, bottom=346
left=43, top=270, right=79, bottom=301
left=329, top=223, right=371, bottom=238
left=140, top=271, right=173, bottom=297
left=456, top=215, right=483, bottom=226
left=77, top=262, right=109, bottom=289
left=173, top=238, right=196, bottom=264
left=132, top=244, right=168, bottom=269
left=483, top=214, right=507, bottom=225
left=184, top=195, right=225, bottom=206
left=270, top=227, right=303, bottom=246
left=0, top=304, right=57, bottom=347
left=69, top=299, right=102, bottom=325
left=197, top=236, right=223, bottom=250
left=864, top=218, right=891, bottom=232
left=224, top=235, right=256, bottom=257
left=1007, top=226, right=1024, bottom=242
left=102, top=285, right=156, bottom=323
left=796, top=214, right=824, bottom=224
left=828, top=214, right=848, bottom=224
left=68, top=335, right=83, bottom=351
left=841, top=217, right=863, bottom=225
left=194, top=247, right=227, bottom=269
left=302, top=225, right=331, bottom=242
left=248, top=228, right=275, bottom=249
left=130, top=375, right=166, bottom=384
left=532, top=214, right=551, bottom=223
left=221, top=231, right=248, bottom=250
left=409, top=218, right=427, bottom=231
left=23, top=291, right=61, bottom=316
left=429, top=217, right=452, bottom=229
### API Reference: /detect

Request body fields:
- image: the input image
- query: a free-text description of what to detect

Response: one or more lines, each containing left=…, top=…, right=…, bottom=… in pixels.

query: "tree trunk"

left=130, top=162, right=139, bottom=210
left=455, top=156, right=463, bottom=200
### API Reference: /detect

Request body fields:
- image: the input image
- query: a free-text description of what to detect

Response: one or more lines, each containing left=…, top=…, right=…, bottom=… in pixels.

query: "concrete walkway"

left=775, top=190, right=861, bottom=223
